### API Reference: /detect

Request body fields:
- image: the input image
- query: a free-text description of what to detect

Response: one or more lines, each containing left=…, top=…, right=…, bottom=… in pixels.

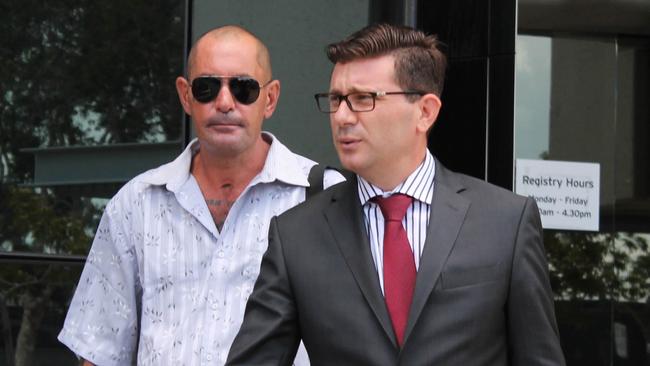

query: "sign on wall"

left=515, top=159, right=600, bottom=231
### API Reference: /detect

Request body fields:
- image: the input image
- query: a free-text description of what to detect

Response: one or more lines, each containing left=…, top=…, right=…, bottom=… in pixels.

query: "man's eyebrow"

left=328, top=86, right=366, bottom=94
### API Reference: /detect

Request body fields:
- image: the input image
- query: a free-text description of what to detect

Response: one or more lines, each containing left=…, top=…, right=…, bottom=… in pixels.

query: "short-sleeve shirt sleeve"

left=58, top=181, right=143, bottom=366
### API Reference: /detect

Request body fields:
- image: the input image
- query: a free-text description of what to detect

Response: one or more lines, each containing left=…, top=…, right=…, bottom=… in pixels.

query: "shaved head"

left=186, top=25, right=272, bottom=80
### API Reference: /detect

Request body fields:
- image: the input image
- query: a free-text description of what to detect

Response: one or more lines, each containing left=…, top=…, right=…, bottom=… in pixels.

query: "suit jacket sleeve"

left=507, top=198, right=566, bottom=365
left=226, top=216, right=301, bottom=366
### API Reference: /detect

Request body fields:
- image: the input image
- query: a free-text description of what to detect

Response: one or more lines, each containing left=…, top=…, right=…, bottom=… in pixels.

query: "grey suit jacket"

left=227, top=161, right=565, bottom=365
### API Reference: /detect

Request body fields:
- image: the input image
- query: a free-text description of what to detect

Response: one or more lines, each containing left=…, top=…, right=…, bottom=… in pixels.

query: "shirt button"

left=206, top=354, right=212, bottom=361
left=212, top=303, right=218, bottom=310
left=217, top=250, right=225, bottom=258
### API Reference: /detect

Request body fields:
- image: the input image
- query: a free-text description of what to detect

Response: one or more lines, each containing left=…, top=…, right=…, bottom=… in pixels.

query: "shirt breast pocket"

left=440, top=262, right=506, bottom=290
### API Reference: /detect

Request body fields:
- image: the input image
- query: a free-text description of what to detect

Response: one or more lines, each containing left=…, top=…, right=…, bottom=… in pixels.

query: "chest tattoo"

left=205, top=184, right=237, bottom=231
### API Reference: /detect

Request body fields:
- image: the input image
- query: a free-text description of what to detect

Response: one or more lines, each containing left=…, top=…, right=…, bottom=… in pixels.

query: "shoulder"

left=281, top=144, right=317, bottom=174
left=104, top=162, right=177, bottom=215
left=437, top=166, right=541, bottom=246
left=437, top=164, right=531, bottom=216
left=460, top=172, right=526, bottom=202
left=116, top=140, right=194, bottom=200
left=264, top=132, right=349, bottom=188
left=278, top=178, right=350, bottom=221
left=270, top=180, right=351, bottom=248
left=264, top=132, right=317, bottom=181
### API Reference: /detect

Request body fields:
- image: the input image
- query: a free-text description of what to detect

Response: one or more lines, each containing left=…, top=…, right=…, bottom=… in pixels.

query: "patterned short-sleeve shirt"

left=58, top=133, right=342, bottom=365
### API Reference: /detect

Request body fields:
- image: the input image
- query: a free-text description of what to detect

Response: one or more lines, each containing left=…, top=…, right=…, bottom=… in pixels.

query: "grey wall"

left=192, top=0, right=370, bottom=166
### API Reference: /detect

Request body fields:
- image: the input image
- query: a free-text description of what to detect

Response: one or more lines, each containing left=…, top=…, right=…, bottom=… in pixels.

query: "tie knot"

left=372, top=193, right=413, bottom=222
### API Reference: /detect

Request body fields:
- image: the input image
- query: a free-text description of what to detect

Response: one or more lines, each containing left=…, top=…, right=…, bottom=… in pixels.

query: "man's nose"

left=331, top=100, right=357, bottom=126
left=213, top=84, right=236, bottom=112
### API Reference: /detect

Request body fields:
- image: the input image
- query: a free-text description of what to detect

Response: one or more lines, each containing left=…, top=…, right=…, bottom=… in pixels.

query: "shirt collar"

left=357, top=150, right=436, bottom=206
left=137, top=132, right=310, bottom=193
left=252, top=132, right=310, bottom=187
left=138, top=138, right=198, bottom=192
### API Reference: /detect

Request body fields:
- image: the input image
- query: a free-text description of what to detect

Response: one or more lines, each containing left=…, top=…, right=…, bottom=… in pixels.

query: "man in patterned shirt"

left=58, top=25, right=341, bottom=365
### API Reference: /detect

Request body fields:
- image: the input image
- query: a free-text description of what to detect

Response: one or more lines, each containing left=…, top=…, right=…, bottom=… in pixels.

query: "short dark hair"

left=326, top=23, right=446, bottom=97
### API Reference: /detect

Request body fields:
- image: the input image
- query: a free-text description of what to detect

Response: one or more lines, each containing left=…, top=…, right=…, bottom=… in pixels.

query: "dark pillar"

left=418, top=0, right=517, bottom=189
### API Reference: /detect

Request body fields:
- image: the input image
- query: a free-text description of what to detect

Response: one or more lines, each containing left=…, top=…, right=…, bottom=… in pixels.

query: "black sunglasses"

left=190, top=76, right=270, bottom=105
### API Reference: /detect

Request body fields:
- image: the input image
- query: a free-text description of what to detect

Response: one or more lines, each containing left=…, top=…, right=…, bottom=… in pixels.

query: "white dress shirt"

left=58, top=133, right=343, bottom=366
left=357, top=151, right=436, bottom=293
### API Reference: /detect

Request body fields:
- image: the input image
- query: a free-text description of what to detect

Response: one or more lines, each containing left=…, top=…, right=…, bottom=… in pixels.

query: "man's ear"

left=175, top=76, right=192, bottom=115
left=263, top=79, right=281, bottom=119
left=416, top=93, right=442, bottom=133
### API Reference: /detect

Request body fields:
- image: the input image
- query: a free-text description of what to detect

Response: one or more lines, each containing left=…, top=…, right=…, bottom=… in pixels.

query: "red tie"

left=373, top=193, right=416, bottom=347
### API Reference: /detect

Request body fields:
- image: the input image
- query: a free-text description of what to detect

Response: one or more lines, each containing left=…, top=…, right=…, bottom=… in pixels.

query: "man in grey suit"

left=227, top=23, right=565, bottom=365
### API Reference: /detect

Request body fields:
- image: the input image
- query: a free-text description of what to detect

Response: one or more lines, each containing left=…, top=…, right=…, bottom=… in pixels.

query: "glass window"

left=1, top=1, right=186, bottom=256
left=516, top=4, right=650, bottom=364
left=0, top=1, right=185, bottom=364
left=0, top=261, right=83, bottom=365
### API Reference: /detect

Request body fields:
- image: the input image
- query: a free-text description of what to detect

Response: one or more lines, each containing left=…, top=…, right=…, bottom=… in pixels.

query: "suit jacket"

left=227, top=160, right=565, bottom=365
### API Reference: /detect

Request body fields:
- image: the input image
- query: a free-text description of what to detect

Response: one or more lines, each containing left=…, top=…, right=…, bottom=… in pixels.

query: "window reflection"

left=1, top=0, right=184, bottom=149
left=0, top=262, right=83, bottom=365
left=516, top=24, right=650, bottom=366
left=515, top=35, right=551, bottom=160
left=0, top=1, right=185, bottom=255
left=546, top=231, right=649, bottom=302
left=0, top=1, right=185, bottom=361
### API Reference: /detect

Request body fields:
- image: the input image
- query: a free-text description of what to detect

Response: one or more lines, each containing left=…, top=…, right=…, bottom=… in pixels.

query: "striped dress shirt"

left=357, top=151, right=436, bottom=293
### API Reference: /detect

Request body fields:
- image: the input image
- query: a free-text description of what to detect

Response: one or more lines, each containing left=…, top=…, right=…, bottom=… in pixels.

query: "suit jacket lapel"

left=323, top=177, right=397, bottom=347
left=403, top=162, right=470, bottom=345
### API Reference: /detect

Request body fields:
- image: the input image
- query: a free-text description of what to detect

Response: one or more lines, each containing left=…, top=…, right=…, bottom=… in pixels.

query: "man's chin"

left=338, top=157, right=365, bottom=175
left=200, top=135, right=249, bottom=155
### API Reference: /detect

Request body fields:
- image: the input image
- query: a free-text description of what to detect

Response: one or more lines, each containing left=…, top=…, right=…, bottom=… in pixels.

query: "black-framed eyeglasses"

left=314, top=90, right=425, bottom=113
left=191, top=76, right=272, bottom=105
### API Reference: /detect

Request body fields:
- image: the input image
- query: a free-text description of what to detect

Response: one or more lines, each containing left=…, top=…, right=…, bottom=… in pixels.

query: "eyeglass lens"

left=317, top=93, right=375, bottom=113
left=191, top=77, right=261, bottom=105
